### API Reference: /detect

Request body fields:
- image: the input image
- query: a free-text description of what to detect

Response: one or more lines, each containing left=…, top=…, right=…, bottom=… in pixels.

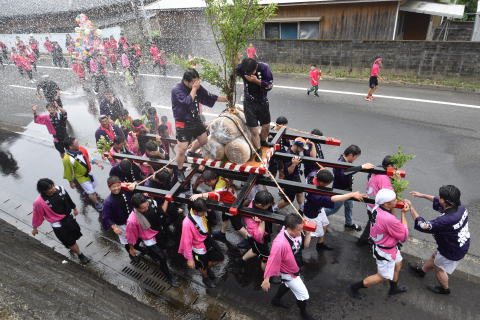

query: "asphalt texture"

left=0, top=60, right=479, bottom=256
left=0, top=59, right=479, bottom=319
left=0, top=217, right=163, bottom=320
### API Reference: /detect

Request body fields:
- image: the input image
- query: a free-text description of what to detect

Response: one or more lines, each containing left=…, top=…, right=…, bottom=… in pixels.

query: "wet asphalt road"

left=1, top=61, right=480, bottom=319
left=0, top=61, right=479, bottom=257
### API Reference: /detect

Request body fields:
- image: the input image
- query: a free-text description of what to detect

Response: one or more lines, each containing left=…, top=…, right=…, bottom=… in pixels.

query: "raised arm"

left=409, top=191, right=434, bottom=202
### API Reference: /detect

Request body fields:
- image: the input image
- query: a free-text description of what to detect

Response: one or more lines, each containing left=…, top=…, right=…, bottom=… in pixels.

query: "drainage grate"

left=121, top=259, right=170, bottom=296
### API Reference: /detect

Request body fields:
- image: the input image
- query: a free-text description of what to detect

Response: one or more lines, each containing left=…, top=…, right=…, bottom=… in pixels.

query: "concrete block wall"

left=253, top=39, right=480, bottom=80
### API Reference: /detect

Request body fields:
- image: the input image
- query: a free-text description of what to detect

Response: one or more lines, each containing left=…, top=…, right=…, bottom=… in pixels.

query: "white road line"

left=275, top=84, right=480, bottom=110
left=6, top=63, right=480, bottom=110
left=8, top=85, right=36, bottom=90
left=8, top=84, right=72, bottom=95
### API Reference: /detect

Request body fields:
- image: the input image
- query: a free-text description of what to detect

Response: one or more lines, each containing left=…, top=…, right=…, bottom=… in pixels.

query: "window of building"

left=299, top=22, right=319, bottom=39
left=264, top=21, right=319, bottom=39
left=265, top=23, right=280, bottom=39
left=280, top=23, right=298, bottom=39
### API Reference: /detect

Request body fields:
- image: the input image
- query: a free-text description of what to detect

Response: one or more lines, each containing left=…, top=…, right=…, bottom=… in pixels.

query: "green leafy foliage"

left=392, top=179, right=410, bottom=201
left=390, top=145, right=415, bottom=170
left=150, top=30, right=161, bottom=38
left=389, top=146, right=415, bottom=200
left=202, top=0, right=277, bottom=106
left=170, top=55, right=226, bottom=91
left=96, top=136, right=111, bottom=156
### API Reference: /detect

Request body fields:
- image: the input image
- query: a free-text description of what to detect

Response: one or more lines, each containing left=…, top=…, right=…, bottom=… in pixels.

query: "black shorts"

left=244, top=99, right=271, bottom=127
left=280, top=176, right=302, bottom=202
left=268, top=158, right=284, bottom=176
left=54, top=140, right=65, bottom=154
left=221, top=212, right=244, bottom=231
left=193, top=240, right=224, bottom=270
left=176, top=120, right=206, bottom=143
left=369, top=76, right=378, bottom=88
left=52, top=215, right=82, bottom=248
left=249, top=237, right=270, bottom=262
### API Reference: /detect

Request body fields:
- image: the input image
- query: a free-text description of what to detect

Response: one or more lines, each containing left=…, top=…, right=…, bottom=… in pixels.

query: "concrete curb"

left=327, top=214, right=480, bottom=285
left=0, top=192, right=247, bottom=320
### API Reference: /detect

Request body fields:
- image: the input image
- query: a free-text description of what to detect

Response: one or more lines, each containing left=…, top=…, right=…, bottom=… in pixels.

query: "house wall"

left=273, top=1, right=398, bottom=40
left=253, top=39, right=480, bottom=80
left=148, top=10, right=221, bottom=61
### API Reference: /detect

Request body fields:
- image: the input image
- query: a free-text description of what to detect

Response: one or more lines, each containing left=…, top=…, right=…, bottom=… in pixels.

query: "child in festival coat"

left=262, top=214, right=313, bottom=320
left=358, top=155, right=395, bottom=245
left=32, top=104, right=68, bottom=157
left=32, top=178, right=90, bottom=265
left=178, top=198, right=224, bottom=288
left=241, top=190, right=275, bottom=270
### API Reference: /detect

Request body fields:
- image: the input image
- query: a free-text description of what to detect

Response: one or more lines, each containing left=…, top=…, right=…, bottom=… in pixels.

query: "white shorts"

left=79, top=177, right=97, bottom=195
left=304, top=209, right=329, bottom=237
left=376, top=251, right=403, bottom=280
left=434, top=251, right=459, bottom=275
left=117, top=224, right=128, bottom=245
left=281, top=273, right=309, bottom=301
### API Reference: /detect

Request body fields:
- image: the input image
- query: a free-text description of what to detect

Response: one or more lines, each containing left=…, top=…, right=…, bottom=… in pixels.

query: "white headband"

left=373, top=188, right=396, bottom=211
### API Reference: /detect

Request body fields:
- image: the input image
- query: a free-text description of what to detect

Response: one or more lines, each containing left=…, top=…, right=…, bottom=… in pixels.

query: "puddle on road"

left=0, top=82, right=234, bottom=319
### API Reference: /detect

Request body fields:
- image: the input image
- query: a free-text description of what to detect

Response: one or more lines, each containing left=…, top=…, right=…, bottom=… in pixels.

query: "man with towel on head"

left=350, top=189, right=410, bottom=299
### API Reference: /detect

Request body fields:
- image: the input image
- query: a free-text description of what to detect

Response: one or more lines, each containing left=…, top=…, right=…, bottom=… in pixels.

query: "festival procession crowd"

left=3, top=31, right=470, bottom=320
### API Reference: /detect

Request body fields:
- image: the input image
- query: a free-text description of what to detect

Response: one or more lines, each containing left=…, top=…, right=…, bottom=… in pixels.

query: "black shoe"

left=307, top=89, right=310, bottom=95
left=350, top=284, right=366, bottom=300
left=203, top=277, right=216, bottom=288
left=129, top=254, right=140, bottom=262
left=260, top=140, right=274, bottom=148
left=345, top=223, right=362, bottom=232
left=271, top=298, right=290, bottom=309
left=177, top=169, right=185, bottom=182
left=212, top=231, right=227, bottom=242
left=300, top=310, right=315, bottom=320
left=409, top=263, right=426, bottom=277
left=270, top=276, right=282, bottom=284
left=427, top=285, right=450, bottom=295
left=168, top=276, right=181, bottom=288
left=237, top=239, right=251, bottom=249
left=316, top=243, right=334, bottom=251
left=78, top=253, right=91, bottom=265
left=297, top=300, right=315, bottom=320
left=389, top=285, right=408, bottom=296
left=314, top=93, right=319, bottom=97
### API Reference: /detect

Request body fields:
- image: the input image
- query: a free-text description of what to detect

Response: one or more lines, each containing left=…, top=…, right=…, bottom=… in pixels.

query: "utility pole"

left=472, top=0, right=480, bottom=41
left=131, top=0, right=151, bottom=44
